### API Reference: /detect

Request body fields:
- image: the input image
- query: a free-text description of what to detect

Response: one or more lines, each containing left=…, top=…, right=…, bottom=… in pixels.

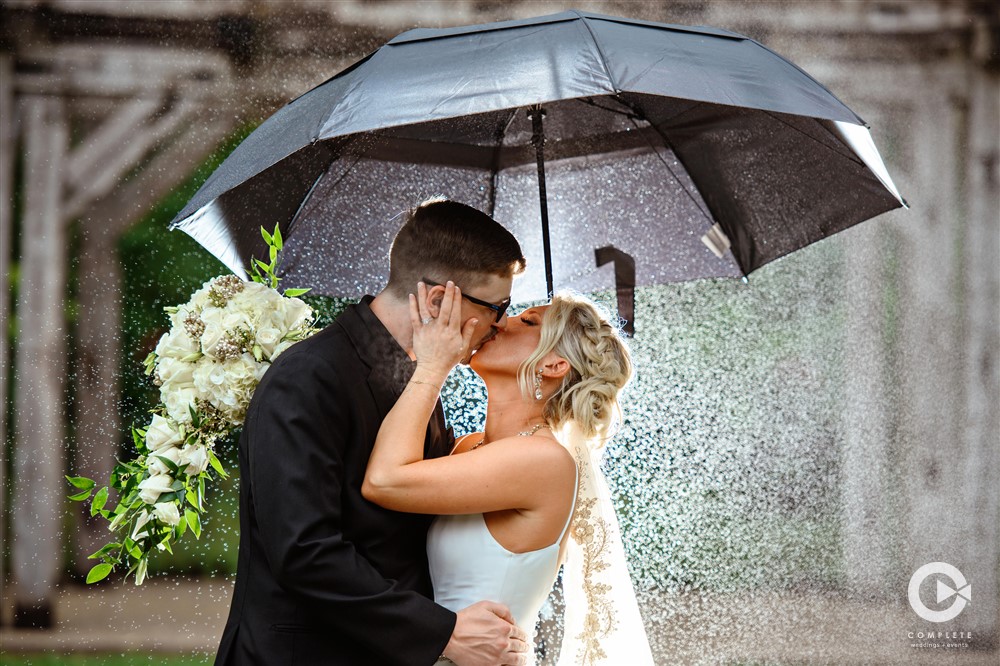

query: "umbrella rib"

left=762, top=111, right=867, bottom=169
left=289, top=138, right=369, bottom=231
left=488, top=109, right=519, bottom=218
left=574, top=10, right=619, bottom=93
left=626, top=116, right=715, bottom=228
left=574, top=96, right=639, bottom=120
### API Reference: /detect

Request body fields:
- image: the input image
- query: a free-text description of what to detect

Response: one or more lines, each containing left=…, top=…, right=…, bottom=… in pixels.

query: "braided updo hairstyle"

left=517, top=293, right=633, bottom=442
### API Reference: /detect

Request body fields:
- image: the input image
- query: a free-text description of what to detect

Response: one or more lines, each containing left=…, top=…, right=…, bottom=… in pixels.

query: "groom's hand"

left=443, top=600, right=529, bottom=666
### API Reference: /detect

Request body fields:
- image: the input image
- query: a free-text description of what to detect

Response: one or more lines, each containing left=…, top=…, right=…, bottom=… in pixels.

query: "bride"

left=363, top=282, right=654, bottom=665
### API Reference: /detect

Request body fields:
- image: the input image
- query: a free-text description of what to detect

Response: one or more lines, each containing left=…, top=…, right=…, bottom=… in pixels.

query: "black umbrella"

left=170, top=10, right=904, bottom=332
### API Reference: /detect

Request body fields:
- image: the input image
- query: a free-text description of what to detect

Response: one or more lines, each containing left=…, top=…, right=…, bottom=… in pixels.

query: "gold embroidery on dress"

left=569, top=453, right=618, bottom=665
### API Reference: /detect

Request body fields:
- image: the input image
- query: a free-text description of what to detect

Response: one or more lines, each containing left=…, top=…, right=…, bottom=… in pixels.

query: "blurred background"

left=0, top=1, right=997, bottom=664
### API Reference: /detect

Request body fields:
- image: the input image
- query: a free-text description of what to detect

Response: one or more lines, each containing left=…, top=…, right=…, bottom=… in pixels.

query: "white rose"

left=224, top=353, right=258, bottom=383
left=280, top=298, right=312, bottom=332
left=153, top=502, right=181, bottom=526
left=147, top=444, right=182, bottom=476
left=187, top=282, right=214, bottom=310
left=162, top=385, right=199, bottom=424
left=156, top=356, right=195, bottom=386
left=178, top=444, right=210, bottom=476
left=145, top=414, right=184, bottom=454
left=155, top=328, right=199, bottom=360
left=199, top=307, right=228, bottom=358
left=232, top=281, right=277, bottom=315
left=221, top=308, right=253, bottom=334
left=138, top=473, right=174, bottom=505
left=255, top=326, right=282, bottom=358
left=131, top=510, right=153, bottom=540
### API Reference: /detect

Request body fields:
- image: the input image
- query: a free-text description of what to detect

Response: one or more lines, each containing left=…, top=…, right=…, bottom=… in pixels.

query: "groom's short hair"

left=386, top=198, right=525, bottom=297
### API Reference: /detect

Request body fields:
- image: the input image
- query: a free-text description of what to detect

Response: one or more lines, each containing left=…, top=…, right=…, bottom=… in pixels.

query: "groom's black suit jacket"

left=216, top=297, right=456, bottom=666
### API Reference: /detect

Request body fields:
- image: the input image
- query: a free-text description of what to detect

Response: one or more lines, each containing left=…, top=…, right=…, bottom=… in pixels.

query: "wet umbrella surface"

left=170, top=9, right=904, bottom=315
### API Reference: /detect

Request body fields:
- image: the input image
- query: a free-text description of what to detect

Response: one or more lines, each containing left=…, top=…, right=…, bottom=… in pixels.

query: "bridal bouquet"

left=68, top=227, right=317, bottom=585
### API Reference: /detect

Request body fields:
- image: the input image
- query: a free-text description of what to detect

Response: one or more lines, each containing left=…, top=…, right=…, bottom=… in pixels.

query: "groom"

left=216, top=199, right=529, bottom=666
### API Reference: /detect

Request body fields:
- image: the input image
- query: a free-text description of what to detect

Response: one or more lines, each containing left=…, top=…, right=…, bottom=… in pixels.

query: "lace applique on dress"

left=567, top=456, right=617, bottom=664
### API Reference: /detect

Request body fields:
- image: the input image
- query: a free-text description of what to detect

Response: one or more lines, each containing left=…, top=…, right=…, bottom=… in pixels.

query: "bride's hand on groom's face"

left=444, top=600, right=529, bottom=666
left=410, top=281, right=478, bottom=381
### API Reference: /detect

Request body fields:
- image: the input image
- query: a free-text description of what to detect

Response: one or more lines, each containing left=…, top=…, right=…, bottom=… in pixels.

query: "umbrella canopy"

left=171, top=9, right=904, bottom=308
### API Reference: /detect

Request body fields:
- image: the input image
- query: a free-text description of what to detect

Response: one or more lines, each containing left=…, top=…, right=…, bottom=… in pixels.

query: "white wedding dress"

left=427, top=467, right=577, bottom=632
left=427, top=425, right=655, bottom=665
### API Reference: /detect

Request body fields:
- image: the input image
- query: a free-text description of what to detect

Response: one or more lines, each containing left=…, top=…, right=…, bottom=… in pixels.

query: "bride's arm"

left=362, top=283, right=574, bottom=515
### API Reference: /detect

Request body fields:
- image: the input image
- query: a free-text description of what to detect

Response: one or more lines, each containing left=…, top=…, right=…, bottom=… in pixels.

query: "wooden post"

left=12, top=94, right=68, bottom=628
left=71, top=110, right=235, bottom=571
left=0, top=53, right=15, bottom=625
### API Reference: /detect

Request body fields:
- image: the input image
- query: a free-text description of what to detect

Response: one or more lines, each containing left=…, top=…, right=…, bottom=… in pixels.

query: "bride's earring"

left=533, top=370, right=544, bottom=401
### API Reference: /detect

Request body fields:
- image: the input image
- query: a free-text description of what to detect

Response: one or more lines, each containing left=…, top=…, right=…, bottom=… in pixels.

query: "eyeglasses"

left=421, top=278, right=512, bottom=323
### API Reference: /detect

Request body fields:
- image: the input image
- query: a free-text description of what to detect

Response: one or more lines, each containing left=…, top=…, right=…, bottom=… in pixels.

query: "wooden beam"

left=64, top=96, right=162, bottom=189
left=85, top=109, right=237, bottom=235
left=63, top=96, right=199, bottom=221
left=12, top=94, right=68, bottom=628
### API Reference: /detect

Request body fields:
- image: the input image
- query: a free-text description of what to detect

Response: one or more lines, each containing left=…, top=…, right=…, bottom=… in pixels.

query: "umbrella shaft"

left=530, top=107, right=554, bottom=298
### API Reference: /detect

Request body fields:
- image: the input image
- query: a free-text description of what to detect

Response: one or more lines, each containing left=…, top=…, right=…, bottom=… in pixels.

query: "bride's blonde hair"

left=517, top=293, right=633, bottom=441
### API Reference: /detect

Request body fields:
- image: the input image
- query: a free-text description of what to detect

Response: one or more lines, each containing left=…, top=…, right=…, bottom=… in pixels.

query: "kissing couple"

left=215, top=199, right=653, bottom=665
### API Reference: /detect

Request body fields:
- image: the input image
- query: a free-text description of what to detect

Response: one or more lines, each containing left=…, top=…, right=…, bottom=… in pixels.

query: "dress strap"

left=557, top=458, right=579, bottom=543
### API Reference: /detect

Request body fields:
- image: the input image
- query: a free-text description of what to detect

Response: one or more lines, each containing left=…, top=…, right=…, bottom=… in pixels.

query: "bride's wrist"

left=413, top=364, right=449, bottom=383
left=409, top=368, right=447, bottom=389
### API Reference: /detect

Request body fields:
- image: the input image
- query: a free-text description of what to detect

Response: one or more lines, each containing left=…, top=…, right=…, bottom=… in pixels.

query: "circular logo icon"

left=908, top=562, right=971, bottom=623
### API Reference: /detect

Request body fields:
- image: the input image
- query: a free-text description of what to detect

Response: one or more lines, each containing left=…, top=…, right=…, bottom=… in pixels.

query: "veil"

left=555, top=423, right=655, bottom=665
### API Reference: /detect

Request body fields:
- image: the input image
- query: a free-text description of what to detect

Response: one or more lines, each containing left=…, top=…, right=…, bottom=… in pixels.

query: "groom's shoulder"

left=270, top=321, right=354, bottom=371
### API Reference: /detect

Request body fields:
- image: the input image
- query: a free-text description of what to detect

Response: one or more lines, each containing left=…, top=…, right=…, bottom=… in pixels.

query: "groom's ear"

left=423, top=283, right=446, bottom=318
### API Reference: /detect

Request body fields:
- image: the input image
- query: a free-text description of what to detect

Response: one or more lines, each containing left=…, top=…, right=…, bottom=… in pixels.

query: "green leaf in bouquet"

left=68, top=489, right=94, bottom=502
left=283, top=288, right=311, bottom=298
left=86, top=562, right=114, bottom=584
left=186, top=489, right=200, bottom=509
left=156, top=491, right=178, bottom=504
left=269, top=245, right=278, bottom=263
left=90, top=487, right=109, bottom=515
left=88, top=542, right=121, bottom=560
left=198, top=476, right=206, bottom=508
left=252, top=343, right=263, bottom=362
left=132, top=427, right=147, bottom=453
left=273, top=224, right=283, bottom=250
left=66, top=475, right=96, bottom=491
left=176, top=512, right=188, bottom=538
left=125, top=539, right=142, bottom=560
left=208, top=450, right=228, bottom=478
left=185, top=509, right=202, bottom=539
left=154, top=455, right=181, bottom=475
left=143, top=351, right=158, bottom=375
left=159, top=534, right=174, bottom=555
left=190, top=404, right=201, bottom=428
left=261, top=226, right=273, bottom=245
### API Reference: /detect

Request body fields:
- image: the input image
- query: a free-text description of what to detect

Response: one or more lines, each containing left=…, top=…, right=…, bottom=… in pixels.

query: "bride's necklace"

left=470, top=423, right=549, bottom=450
